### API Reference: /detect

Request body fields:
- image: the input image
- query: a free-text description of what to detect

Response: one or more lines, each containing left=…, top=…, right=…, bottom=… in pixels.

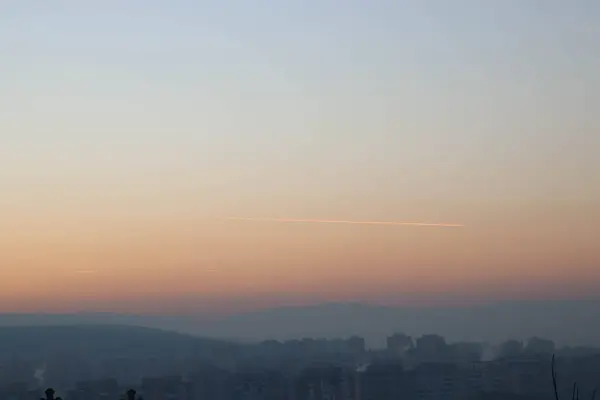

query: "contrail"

left=226, top=217, right=464, bottom=228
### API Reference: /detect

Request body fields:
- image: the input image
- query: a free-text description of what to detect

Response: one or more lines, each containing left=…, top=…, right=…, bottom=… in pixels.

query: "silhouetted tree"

left=41, top=388, right=62, bottom=400
left=125, top=388, right=143, bottom=400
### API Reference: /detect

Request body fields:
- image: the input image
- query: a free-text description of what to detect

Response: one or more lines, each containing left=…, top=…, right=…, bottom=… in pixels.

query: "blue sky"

left=2, top=0, right=598, bottom=227
left=1, top=1, right=599, bottom=311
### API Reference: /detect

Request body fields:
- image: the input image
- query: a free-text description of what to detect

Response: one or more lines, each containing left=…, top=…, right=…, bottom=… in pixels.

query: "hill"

left=2, top=299, right=599, bottom=348
left=0, top=324, right=241, bottom=360
left=187, top=300, right=600, bottom=347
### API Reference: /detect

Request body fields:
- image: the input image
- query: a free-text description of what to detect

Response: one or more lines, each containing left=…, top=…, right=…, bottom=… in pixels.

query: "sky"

left=1, top=1, right=599, bottom=314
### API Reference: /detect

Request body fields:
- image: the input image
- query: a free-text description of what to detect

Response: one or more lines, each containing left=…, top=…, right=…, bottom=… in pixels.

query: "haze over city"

left=1, top=1, right=599, bottom=323
left=3, top=3, right=600, bottom=400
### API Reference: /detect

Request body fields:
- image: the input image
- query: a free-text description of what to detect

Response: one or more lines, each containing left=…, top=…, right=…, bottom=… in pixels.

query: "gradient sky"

left=1, top=1, right=599, bottom=314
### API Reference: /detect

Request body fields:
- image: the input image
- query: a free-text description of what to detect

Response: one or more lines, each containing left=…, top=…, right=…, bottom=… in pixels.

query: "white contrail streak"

left=226, top=217, right=464, bottom=228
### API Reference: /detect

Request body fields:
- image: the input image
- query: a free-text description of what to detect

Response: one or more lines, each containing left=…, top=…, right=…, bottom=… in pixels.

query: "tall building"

left=386, top=333, right=413, bottom=355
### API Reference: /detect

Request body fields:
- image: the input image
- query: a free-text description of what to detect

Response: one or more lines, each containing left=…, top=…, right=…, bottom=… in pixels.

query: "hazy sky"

left=1, top=1, right=599, bottom=313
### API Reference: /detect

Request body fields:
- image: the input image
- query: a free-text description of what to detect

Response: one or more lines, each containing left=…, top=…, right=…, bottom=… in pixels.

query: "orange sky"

left=1, top=196, right=599, bottom=313
left=1, top=2, right=599, bottom=314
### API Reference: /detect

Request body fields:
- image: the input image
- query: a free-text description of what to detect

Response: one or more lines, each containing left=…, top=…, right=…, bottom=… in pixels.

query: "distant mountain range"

left=1, top=299, right=599, bottom=348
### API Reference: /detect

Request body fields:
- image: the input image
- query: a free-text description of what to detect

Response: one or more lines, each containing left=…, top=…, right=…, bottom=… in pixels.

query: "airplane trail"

left=226, top=217, right=464, bottom=228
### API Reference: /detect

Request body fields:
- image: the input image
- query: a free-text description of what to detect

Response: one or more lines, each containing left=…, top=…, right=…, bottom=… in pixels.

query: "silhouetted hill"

left=0, top=324, right=241, bottom=360
left=2, top=299, right=599, bottom=348
left=188, top=300, right=600, bottom=347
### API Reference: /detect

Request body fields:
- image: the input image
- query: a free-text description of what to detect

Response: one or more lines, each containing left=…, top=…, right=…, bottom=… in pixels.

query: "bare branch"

left=552, top=354, right=560, bottom=400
